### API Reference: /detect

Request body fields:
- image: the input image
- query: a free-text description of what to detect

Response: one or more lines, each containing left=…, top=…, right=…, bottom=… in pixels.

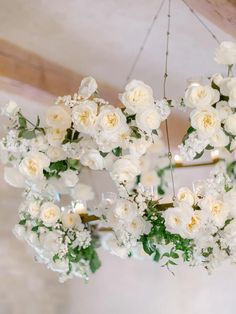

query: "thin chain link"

left=181, top=0, right=220, bottom=44
left=163, top=0, right=176, bottom=201
left=124, top=0, right=166, bottom=86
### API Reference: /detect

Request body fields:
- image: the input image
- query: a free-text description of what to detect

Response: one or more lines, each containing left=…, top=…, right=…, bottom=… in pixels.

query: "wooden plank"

left=0, top=39, right=117, bottom=102
left=185, top=0, right=236, bottom=37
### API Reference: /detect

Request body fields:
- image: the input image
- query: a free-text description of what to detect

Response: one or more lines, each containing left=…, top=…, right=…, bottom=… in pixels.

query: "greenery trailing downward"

left=140, top=201, right=194, bottom=271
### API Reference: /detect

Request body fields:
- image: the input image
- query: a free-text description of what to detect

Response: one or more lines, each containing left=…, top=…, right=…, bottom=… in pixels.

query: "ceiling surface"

left=0, top=0, right=233, bottom=99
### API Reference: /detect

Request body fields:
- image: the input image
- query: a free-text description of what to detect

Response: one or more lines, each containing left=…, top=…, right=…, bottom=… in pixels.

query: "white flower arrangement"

left=1, top=41, right=236, bottom=282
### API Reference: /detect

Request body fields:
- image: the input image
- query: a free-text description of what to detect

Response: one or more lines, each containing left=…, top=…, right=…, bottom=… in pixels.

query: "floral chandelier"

left=1, top=0, right=236, bottom=282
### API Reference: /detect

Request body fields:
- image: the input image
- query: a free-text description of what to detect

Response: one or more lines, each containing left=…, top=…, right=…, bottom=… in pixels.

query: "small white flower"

left=119, top=80, right=154, bottom=113
left=78, top=76, right=97, bottom=99
left=214, top=41, right=236, bottom=65
left=184, top=85, right=219, bottom=108
left=72, top=100, right=97, bottom=135
left=209, top=128, right=229, bottom=148
left=136, top=106, right=161, bottom=134
left=40, top=202, right=61, bottom=227
left=224, top=114, right=236, bottom=135
left=177, top=187, right=195, bottom=206
left=45, top=105, right=71, bottom=129
left=190, top=107, right=221, bottom=139
left=126, top=216, right=150, bottom=237
left=80, top=149, right=104, bottom=170
left=1, top=101, right=20, bottom=118
left=19, top=151, right=50, bottom=181
left=28, top=201, right=41, bottom=218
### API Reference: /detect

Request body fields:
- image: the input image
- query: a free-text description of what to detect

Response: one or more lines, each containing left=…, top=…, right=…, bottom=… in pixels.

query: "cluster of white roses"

left=179, top=41, right=236, bottom=161
left=163, top=163, right=236, bottom=271
left=0, top=75, right=169, bottom=280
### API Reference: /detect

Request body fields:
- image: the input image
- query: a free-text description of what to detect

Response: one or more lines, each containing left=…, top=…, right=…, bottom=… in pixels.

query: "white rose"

left=209, top=128, right=229, bottom=148
left=19, top=151, right=50, bottom=181
left=71, top=183, right=94, bottom=201
left=114, top=199, right=137, bottom=221
left=40, top=202, right=61, bottom=226
left=184, top=85, right=219, bottom=108
left=190, top=107, right=220, bottom=138
left=80, top=149, right=104, bottom=170
left=47, top=146, right=67, bottom=162
left=140, top=170, right=160, bottom=187
left=177, top=187, right=195, bottom=206
left=4, top=166, right=26, bottom=188
left=28, top=201, right=41, bottom=218
left=61, top=212, right=79, bottom=228
left=214, top=41, right=236, bottom=65
left=136, top=106, right=161, bottom=133
left=185, top=211, right=205, bottom=238
left=163, top=206, right=193, bottom=238
left=224, top=114, right=236, bottom=135
left=119, top=80, right=154, bottom=113
left=200, top=196, right=229, bottom=228
left=72, top=100, right=97, bottom=135
left=129, top=137, right=152, bottom=156
left=126, top=216, right=149, bottom=237
left=46, top=128, right=67, bottom=146
left=78, top=76, right=97, bottom=99
left=216, top=101, right=233, bottom=120
left=45, top=105, right=71, bottom=129
left=211, top=73, right=223, bottom=86
left=229, top=85, right=236, bottom=108
left=96, top=105, right=127, bottom=134
left=110, top=155, right=140, bottom=184
left=60, top=170, right=79, bottom=187
left=1, top=101, right=20, bottom=118
left=219, top=77, right=236, bottom=96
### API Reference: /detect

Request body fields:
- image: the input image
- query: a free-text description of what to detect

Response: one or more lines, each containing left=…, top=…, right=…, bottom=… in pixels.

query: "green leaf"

left=158, top=185, right=165, bottom=195
left=20, top=130, right=36, bottom=139
left=19, top=219, right=26, bottom=225
left=31, top=226, right=39, bottom=232
left=153, top=250, right=161, bottom=262
left=89, top=251, right=101, bottom=273
left=130, top=126, right=141, bottom=139
left=18, top=116, right=27, bottom=128
left=142, top=237, right=154, bottom=255
left=36, top=116, right=40, bottom=127
left=126, top=114, right=136, bottom=124
left=112, top=147, right=122, bottom=157
left=187, top=126, right=195, bottom=135
left=170, top=251, right=179, bottom=259
left=99, top=151, right=109, bottom=158
left=67, top=158, right=79, bottom=170
left=49, top=160, right=68, bottom=173
left=193, top=150, right=204, bottom=160
left=53, top=254, right=60, bottom=263
left=168, top=260, right=177, bottom=266
left=211, top=80, right=220, bottom=92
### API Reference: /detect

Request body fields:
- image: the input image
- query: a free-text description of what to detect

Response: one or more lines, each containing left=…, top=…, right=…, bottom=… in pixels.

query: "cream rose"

left=46, top=105, right=71, bottom=129
left=177, top=187, right=195, bottom=206
left=1, top=101, right=20, bottom=118
left=119, top=80, right=154, bottom=113
left=209, top=128, right=229, bottom=148
left=80, top=149, right=104, bottom=170
left=224, top=114, right=236, bottom=135
left=214, top=41, right=236, bottom=65
left=78, top=76, right=97, bottom=99
left=61, top=212, right=79, bottom=228
left=40, top=202, right=61, bottom=226
left=110, top=155, right=140, bottom=184
left=96, top=105, right=127, bottom=134
left=72, top=100, right=97, bottom=135
left=190, top=107, right=220, bottom=138
left=114, top=199, right=137, bottom=221
left=19, top=152, right=50, bottom=181
left=46, top=128, right=67, bottom=146
left=184, top=85, right=219, bottom=108
left=136, top=107, right=161, bottom=134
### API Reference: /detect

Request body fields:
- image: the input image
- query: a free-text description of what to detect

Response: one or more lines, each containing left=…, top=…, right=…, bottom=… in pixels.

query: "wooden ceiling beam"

left=0, top=39, right=117, bottom=103
left=184, top=0, right=236, bottom=37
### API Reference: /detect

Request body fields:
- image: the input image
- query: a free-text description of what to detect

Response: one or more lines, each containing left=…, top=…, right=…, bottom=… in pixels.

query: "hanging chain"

left=163, top=0, right=176, bottom=201
left=181, top=0, right=220, bottom=44
left=124, top=0, right=166, bottom=85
